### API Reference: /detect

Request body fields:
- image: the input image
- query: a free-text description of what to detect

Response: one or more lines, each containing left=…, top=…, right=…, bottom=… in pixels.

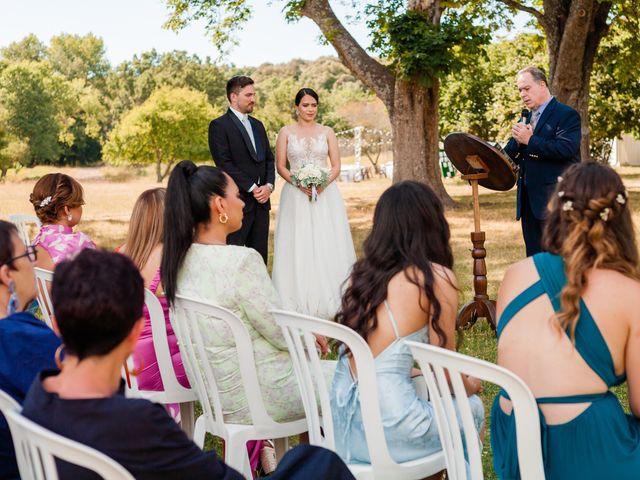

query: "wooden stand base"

left=456, top=231, right=496, bottom=330
left=456, top=170, right=497, bottom=331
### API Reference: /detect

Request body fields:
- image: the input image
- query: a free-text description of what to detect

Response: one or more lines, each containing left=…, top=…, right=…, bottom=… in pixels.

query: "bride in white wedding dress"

left=272, top=88, right=356, bottom=319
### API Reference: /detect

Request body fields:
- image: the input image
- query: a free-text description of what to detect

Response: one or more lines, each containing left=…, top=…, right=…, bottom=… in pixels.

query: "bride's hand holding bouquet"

left=291, top=164, right=329, bottom=202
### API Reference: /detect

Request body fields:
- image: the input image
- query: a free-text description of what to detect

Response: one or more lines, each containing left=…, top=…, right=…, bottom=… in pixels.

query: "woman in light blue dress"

left=330, top=181, right=485, bottom=466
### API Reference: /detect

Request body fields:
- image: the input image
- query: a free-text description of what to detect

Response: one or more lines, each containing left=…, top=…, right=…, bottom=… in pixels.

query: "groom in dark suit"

left=505, top=66, right=581, bottom=257
left=208, top=76, right=275, bottom=264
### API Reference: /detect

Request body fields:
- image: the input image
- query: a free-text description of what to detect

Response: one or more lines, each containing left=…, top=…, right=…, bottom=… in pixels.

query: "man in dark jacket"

left=208, top=76, right=275, bottom=263
left=505, top=66, right=581, bottom=256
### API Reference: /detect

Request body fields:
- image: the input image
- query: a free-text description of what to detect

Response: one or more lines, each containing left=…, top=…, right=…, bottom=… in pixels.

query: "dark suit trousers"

left=227, top=197, right=269, bottom=264
left=521, top=184, right=544, bottom=257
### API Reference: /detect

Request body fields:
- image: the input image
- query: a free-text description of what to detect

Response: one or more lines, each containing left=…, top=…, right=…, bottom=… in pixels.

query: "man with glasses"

left=0, top=220, right=60, bottom=479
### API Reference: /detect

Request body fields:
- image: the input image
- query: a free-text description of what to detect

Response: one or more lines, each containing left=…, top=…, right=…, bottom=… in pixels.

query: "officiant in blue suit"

left=209, top=76, right=276, bottom=264
left=505, top=66, right=581, bottom=256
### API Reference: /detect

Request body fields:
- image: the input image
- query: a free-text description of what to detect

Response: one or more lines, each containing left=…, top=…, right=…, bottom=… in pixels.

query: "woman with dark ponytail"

left=162, top=161, right=326, bottom=453
left=330, top=181, right=484, bottom=466
left=492, top=162, right=640, bottom=479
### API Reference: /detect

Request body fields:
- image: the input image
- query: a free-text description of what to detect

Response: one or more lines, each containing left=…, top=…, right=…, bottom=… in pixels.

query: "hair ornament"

left=562, top=200, right=573, bottom=212
left=40, top=196, right=52, bottom=208
left=558, top=191, right=565, bottom=198
left=600, top=207, right=611, bottom=222
left=616, top=193, right=626, bottom=205
left=557, top=176, right=563, bottom=182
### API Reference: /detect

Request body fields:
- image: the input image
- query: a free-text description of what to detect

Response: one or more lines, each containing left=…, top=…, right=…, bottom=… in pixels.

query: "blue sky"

left=0, top=0, right=371, bottom=67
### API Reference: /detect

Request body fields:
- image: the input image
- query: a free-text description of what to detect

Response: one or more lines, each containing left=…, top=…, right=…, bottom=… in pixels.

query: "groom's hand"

left=253, top=186, right=271, bottom=204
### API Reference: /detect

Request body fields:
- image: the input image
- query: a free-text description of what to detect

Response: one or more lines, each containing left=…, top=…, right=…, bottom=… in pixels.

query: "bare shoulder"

left=279, top=124, right=293, bottom=135
left=502, top=256, right=537, bottom=287
left=432, top=263, right=457, bottom=288
left=588, top=268, right=640, bottom=296
left=322, top=125, right=336, bottom=137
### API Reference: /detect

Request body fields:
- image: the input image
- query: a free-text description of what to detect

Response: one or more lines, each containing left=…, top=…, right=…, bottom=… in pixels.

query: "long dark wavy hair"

left=161, top=160, right=228, bottom=305
left=335, top=181, right=454, bottom=347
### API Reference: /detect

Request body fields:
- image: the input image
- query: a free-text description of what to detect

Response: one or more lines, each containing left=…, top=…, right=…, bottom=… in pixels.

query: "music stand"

left=444, top=132, right=517, bottom=331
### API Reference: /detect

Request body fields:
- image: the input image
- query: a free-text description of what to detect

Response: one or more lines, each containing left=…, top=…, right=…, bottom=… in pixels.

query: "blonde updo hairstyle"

left=29, top=173, right=85, bottom=224
left=542, top=162, right=639, bottom=339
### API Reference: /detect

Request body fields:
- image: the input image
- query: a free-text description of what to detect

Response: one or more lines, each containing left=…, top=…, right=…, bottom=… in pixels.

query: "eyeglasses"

left=3, top=245, right=38, bottom=266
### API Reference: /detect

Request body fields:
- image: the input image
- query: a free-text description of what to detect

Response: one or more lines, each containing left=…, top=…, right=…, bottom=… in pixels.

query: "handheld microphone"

left=520, top=109, right=530, bottom=124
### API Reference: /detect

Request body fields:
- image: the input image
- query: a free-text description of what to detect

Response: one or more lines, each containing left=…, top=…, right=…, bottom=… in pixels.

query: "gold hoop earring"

left=129, top=353, right=144, bottom=377
left=54, top=344, right=66, bottom=369
left=219, top=212, right=229, bottom=224
left=123, top=354, right=144, bottom=388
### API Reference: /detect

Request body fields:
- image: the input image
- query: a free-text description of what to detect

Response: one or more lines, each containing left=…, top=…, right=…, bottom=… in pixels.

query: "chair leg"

left=179, top=402, right=195, bottom=439
left=226, top=437, right=252, bottom=479
left=274, top=437, right=288, bottom=461
left=192, top=416, right=206, bottom=449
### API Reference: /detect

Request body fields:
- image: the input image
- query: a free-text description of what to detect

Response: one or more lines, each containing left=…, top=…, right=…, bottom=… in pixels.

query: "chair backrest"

left=406, top=341, right=545, bottom=480
left=125, top=289, right=195, bottom=404
left=0, top=389, right=20, bottom=414
left=171, top=295, right=285, bottom=437
left=34, top=267, right=54, bottom=329
left=4, top=408, right=134, bottom=480
left=271, top=309, right=406, bottom=474
left=8, top=214, right=41, bottom=246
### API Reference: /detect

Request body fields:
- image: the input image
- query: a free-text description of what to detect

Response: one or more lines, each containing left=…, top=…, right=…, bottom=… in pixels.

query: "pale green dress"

left=175, top=244, right=304, bottom=424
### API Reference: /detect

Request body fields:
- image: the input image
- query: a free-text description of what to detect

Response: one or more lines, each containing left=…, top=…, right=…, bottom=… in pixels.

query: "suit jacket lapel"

left=533, top=97, right=557, bottom=135
left=248, top=118, right=263, bottom=162
left=227, top=109, right=258, bottom=161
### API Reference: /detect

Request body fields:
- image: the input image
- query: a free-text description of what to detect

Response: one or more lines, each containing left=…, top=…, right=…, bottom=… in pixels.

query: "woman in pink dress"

left=119, top=188, right=189, bottom=410
left=29, top=173, right=96, bottom=270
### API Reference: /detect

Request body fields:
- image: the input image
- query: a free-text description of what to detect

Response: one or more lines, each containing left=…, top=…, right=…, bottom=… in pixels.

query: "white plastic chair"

left=124, top=289, right=198, bottom=437
left=406, top=341, right=545, bottom=480
left=0, top=388, right=20, bottom=413
left=34, top=267, right=54, bottom=329
left=272, top=309, right=446, bottom=480
left=4, top=407, right=134, bottom=480
left=8, top=214, right=41, bottom=246
left=171, top=295, right=308, bottom=478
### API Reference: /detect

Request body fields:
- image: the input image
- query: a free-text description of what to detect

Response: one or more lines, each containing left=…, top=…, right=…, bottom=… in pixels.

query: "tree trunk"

left=155, top=148, right=163, bottom=183
left=300, top=0, right=453, bottom=205
left=390, top=79, right=452, bottom=205
left=161, top=157, right=175, bottom=181
left=508, top=0, right=612, bottom=160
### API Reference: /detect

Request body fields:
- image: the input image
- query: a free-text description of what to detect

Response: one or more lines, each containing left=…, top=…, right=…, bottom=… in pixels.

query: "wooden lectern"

left=444, top=132, right=517, bottom=331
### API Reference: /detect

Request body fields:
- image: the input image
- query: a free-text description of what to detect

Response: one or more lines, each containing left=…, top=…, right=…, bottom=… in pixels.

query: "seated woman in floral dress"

left=162, top=161, right=330, bottom=474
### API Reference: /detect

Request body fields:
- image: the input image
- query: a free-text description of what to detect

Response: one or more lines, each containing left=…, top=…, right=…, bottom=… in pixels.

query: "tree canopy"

left=103, top=87, right=219, bottom=182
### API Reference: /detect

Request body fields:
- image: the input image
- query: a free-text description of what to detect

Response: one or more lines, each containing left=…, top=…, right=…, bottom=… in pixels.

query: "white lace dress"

left=272, top=132, right=356, bottom=319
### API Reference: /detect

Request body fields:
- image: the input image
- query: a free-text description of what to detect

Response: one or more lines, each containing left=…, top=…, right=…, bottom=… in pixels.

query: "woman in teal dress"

left=331, top=181, right=484, bottom=467
left=492, top=162, right=640, bottom=479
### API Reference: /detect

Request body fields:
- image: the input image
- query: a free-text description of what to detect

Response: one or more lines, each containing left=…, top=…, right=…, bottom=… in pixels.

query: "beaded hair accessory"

left=39, top=196, right=52, bottom=208
left=556, top=178, right=627, bottom=222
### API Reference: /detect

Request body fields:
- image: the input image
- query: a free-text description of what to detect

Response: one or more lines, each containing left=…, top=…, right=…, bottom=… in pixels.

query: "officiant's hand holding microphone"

left=512, top=108, right=533, bottom=145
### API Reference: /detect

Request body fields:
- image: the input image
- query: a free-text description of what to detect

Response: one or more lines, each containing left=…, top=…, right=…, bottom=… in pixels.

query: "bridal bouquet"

left=291, top=164, right=329, bottom=202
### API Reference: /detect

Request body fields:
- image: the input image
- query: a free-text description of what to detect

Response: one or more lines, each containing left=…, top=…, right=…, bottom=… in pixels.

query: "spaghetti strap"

left=383, top=300, right=401, bottom=339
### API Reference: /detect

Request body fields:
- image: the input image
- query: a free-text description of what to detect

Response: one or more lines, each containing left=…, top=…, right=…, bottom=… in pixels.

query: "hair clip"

left=600, top=207, right=611, bottom=221
left=557, top=176, right=563, bottom=182
left=616, top=193, right=626, bottom=205
left=558, top=191, right=565, bottom=198
left=562, top=201, right=573, bottom=212
left=40, top=196, right=52, bottom=207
